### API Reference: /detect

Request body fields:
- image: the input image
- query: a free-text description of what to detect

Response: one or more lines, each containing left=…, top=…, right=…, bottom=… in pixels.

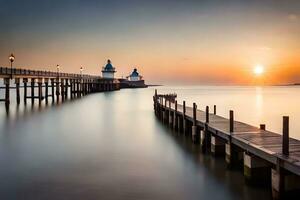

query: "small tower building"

left=102, top=59, right=116, bottom=79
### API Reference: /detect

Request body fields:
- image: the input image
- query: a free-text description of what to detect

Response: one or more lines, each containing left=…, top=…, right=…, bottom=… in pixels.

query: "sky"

left=0, top=0, right=300, bottom=85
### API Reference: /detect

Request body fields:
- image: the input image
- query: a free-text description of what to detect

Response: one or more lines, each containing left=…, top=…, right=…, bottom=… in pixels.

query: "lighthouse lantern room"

left=102, top=59, right=116, bottom=79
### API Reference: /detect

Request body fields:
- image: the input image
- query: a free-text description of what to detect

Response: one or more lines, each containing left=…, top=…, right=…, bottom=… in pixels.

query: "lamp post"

left=9, top=53, right=15, bottom=79
left=80, top=66, right=83, bottom=77
left=80, top=66, right=83, bottom=95
left=56, top=64, right=60, bottom=97
left=56, top=64, right=60, bottom=76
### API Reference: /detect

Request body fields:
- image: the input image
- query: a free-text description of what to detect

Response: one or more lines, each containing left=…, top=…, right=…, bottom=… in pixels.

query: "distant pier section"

left=0, top=58, right=150, bottom=106
left=119, top=68, right=147, bottom=88
left=0, top=66, right=119, bottom=106
left=154, top=90, right=300, bottom=199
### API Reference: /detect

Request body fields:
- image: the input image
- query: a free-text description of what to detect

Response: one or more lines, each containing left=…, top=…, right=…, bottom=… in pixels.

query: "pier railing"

left=0, top=66, right=120, bottom=106
left=153, top=90, right=300, bottom=199
left=0, top=66, right=100, bottom=79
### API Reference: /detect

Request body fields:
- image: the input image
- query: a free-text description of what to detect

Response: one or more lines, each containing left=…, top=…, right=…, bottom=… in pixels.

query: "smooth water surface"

left=1, top=85, right=299, bottom=199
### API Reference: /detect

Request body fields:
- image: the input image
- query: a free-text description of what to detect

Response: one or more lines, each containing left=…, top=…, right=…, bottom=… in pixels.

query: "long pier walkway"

left=153, top=91, right=300, bottom=199
left=0, top=66, right=120, bottom=106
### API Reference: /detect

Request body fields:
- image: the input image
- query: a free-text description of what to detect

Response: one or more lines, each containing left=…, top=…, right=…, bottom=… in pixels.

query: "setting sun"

left=254, top=65, right=264, bottom=76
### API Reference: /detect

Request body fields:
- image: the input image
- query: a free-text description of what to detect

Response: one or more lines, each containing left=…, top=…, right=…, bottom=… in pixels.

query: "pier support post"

left=271, top=116, right=300, bottom=199
left=243, top=152, right=270, bottom=185
left=31, top=78, right=35, bottom=105
left=44, top=78, right=49, bottom=104
left=80, top=80, right=83, bottom=95
left=271, top=158, right=300, bottom=199
left=158, top=98, right=162, bottom=121
left=168, top=100, right=173, bottom=127
left=260, top=124, right=266, bottom=131
left=51, top=78, right=55, bottom=102
left=272, top=159, right=284, bottom=199
left=225, top=110, right=243, bottom=167
left=61, top=79, right=65, bottom=102
left=4, top=78, right=10, bottom=106
left=225, top=143, right=243, bottom=168
left=211, top=135, right=225, bottom=156
left=56, top=78, right=60, bottom=102
left=183, top=101, right=187, bottom=135
left=173, top=101, right=178, bottom=131
left=203, top=106, right=211, bottom=152
left=23, top=78, right=28, bottom=104
left=38, top=78, right=43, bottom=104
left=65, top=79, right=69, bottom=99
left=282, top=116, right=289, bottom=156
left=70, top=79, right=74, bottom=99
left=38, top=78, right=43, bottom=105
left=15, top=78, right=20, bottom=105
left=76, top=80, right=80, bottom=97
left=82, top=79, right=85, bottom=95
left=163, top=99, right=167, bottom=124
left=192, top=103, right=199, bottom=143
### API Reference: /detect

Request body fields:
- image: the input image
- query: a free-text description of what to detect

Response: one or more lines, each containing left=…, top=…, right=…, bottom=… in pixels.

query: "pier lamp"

left=80, top=66, right=83, bottom=76
left=9, top=53, right=15, bottom=79
left=56, top=64, right=60, bottom=78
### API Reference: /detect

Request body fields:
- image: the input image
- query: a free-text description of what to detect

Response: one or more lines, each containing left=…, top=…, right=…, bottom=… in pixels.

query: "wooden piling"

left=31, top=78, right=35, bottom=105
left=4, top=78, right=10, bottom=105
left=230, top=110, right=234, bottom=133
left=192, top=103, right=199, bottom=143
left=38, top=78, right=43, bottom=105
left=282, top=116, right=289, bottom=156
left=61, top=79, right=65, bottom=102
left=70, top=79, right=74, bottom=99
left=173, top=100, right=177, bottom=130
left=76, top=81, right=80, bottom=97
left=168, top=100, right=172, bottom=127
left=214, top=105, right=216, bottom=115
left=206, top=106, right=209, bottom=123
left=183, top=101, right=187, bottom=134
left=51, top=78, right=55, bottom=102
left=56, top=78, right=60, bottom=102
left=204, top=106, right=210, bottom=151
left=15, top=78, right=20, bottom=105
left=65, top=79, right=68, bottom=99
left=260, top=124, right=266, bottom=130
left=44, top=78, right=49, bottom=104
left=23, top=78, right=28, bottom=104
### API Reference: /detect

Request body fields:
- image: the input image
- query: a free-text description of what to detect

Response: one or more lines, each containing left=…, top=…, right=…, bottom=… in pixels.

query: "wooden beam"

left=283, top=116, right=289, bottom=156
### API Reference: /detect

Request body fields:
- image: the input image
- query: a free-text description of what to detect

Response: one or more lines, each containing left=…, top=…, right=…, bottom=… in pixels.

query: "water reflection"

left=160, top=124, right=271, bottom=200
left=0, top=87, right=294, bottom=199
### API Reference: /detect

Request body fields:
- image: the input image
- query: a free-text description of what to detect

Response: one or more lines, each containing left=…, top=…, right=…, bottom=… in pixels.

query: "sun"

left=254, top=65, right=264, bottom=76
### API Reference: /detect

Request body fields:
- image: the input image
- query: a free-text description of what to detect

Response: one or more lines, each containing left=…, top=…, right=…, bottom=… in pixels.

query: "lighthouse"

left=102, top=59, right=116, bottom=79
left=127, top=68, right=142, bottom=81
left=118, top=67, right=147, bottom=88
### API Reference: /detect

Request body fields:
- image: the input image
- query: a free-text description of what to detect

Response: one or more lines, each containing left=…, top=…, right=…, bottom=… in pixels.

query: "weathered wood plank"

left=161, top=98, right=300, bottom=176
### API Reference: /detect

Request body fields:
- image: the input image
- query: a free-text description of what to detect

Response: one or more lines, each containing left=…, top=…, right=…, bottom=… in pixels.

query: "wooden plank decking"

left=162, top=99, right=300, bottom=176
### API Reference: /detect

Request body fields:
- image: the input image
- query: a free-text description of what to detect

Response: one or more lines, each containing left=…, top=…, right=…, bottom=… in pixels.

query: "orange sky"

left=1, top=0, right=300, bottom=85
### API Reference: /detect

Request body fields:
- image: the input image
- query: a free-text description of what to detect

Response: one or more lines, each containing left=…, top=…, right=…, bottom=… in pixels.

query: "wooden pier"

left=0, top=66, right=120, bottom=106
left=153, top=90, right=300, bottom=199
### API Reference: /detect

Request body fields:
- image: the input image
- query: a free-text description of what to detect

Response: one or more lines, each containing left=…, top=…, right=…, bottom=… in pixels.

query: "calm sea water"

left=1, top=85, right=299, bottom=199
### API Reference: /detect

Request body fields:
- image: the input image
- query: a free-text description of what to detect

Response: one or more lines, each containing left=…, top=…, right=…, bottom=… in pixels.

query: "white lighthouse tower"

left=102, top=59, right=116, bottom=79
